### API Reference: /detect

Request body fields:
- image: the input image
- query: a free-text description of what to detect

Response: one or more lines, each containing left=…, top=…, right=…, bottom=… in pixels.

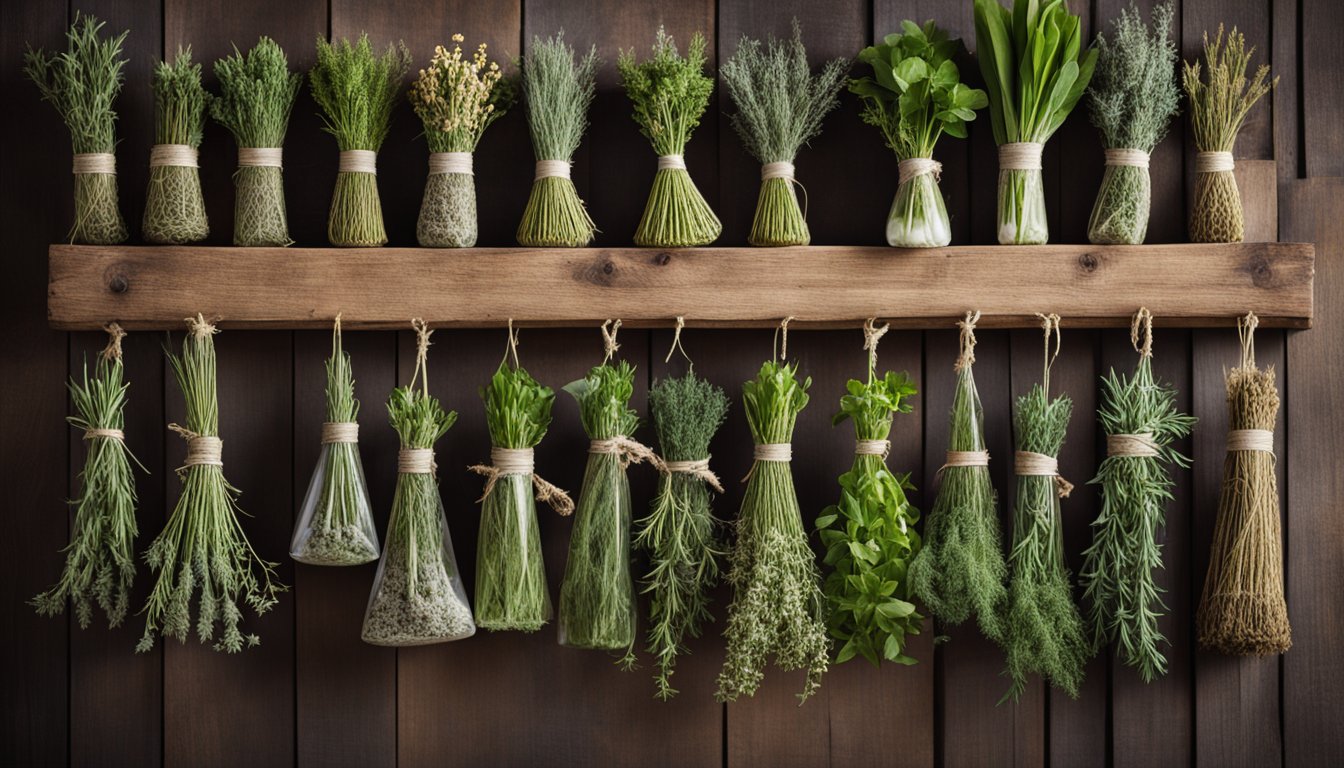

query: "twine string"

left=1015, top=450, right=1074, bottom=498
left=1196, top=151, right=1235, bottom=173
left=321, top=422, right=359, bottom=444
left=101, top=322, right=126, bottom=362
left=1227, top=429, right=1275, bottom=453
left=898, top=158, right=942, bottom=186
left=999, top=142, right=1043, bottom=171
left=428, top=152, right=473, bottom=176
left=468, top=447, right=575, bottom=516
left=149, top=144, right=199, bottom=168
left=742, top=442, right=793, bottom=483
left=863, top=317, right=889, bottom=376
left=1037, top=312, right=1062, bottom=393
left=855, top=439, right=891, bottom=458
left=535, top=159, right=571, bottom=180
left=398, top=448, right=435, bottom=474
left=773, top=316, right=795, bottom=362
left=1131, top=307, right=1154, bottom=359
left=169, top=423, right=222, bottom=475
left=657, top=154, right=687, bottom=171
left=238, top=147, right=283, bottom=168
left=1107, top=433, right=1160, bottom=458
left=503, top=319, right=521, bottom=368
left=760, top=161, right=809, bottom=219
left=664, top=457, right=724, bottom=493
left=84, top=427, right=125, bottom=441
left=339, top=150, right=377, bottom=174
left=665, top=316, right=692, bottom=366
left=600, top=319, right=622, bottom=364
left=589, top=435, right=667, bottom=472
left=72, top=152, right=116, bottom=175
left=955, top=311, right=981, bottom=372
left=1238, top=311, right=1259, bottom=370
left=1104, top=148, right=1151, bottom=169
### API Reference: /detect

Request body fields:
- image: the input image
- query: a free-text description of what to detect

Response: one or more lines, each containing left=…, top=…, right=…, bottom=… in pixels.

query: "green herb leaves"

left=310, top=34, right=411, bottom=152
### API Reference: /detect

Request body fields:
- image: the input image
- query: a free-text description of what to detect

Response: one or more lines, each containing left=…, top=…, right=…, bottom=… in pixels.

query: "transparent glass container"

left=996, top=168, right=1049, bottom=245
left=1088, top=164, right=1151, bottom=245
left=291, top=440, right=380, bottom=566
left=474, top=471, right=552, bottom=631
left=557, top=450, right=636, bottom=650
left=887, top=172, right=951, bottom=247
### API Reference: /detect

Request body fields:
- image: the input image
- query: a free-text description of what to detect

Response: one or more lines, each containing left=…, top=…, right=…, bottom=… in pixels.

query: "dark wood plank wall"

left=1, top=0, right=1339, bottom=766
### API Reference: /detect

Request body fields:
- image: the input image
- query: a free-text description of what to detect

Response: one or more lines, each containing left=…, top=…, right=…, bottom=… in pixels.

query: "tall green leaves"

left=212, top=37, right=302, bottom=150
left=24, top=13, right=128, bottom=154
left=310, top=34, right=411, bottom=152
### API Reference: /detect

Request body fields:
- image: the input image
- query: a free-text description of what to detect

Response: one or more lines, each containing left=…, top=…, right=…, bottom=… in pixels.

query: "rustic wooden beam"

left=48, top=243, right=1315, bottom=330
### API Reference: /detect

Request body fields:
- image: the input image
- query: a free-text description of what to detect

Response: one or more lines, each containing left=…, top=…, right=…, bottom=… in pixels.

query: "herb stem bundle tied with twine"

left=144, top=47, right=210, bottom=244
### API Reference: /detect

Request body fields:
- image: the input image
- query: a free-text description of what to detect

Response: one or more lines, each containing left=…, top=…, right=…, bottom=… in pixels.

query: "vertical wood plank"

left=1301, top=0, right=1344, bottom=177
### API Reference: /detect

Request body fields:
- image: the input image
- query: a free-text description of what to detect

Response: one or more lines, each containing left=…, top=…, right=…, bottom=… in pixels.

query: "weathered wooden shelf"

left=48, top=243, right=1315, bottom=330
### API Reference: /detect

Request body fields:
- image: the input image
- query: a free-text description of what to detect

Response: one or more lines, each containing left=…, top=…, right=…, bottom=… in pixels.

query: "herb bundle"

left=143, top=47, right=210, bottom=244
left=138, top=316, right=285, bottom=653
left=409, top=35, right=513, bottom=247
left=310, top=34, right=412, bottom=247
left=291, top=316, right=379, bottom=566
left=852, top=21, right=986, bottom=247
left=908, top=311, right=1006, bottom=642
left=33, top=325, right=144, bottom=629
left=1196, top=313, right=1290, bottom=656
left=973, top=0, right=1097, bottom=244
left=24, top=14, right=129, bottom=244
left=516, top=34, right=599, bottom=247
left=618, top=29, right=721, bottom=247
left=211, top=37, right=303, bottom=246
left=1183, top=26, right=1276, bottom=243
left=816, top=321, right=923, bottom=667
left=1080, top=309, right=1196, bottom=681
left=721, top=20, right=849, bottom=247
left=362, top=321, right=475, bottom=646
left=1085, top=3, right=1180, bottom=245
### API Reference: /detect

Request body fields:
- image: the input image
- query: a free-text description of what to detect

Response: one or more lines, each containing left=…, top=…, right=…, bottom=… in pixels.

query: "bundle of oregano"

left=310, top=34, right=411, bottom=247
left=1080, top=308, right=1196, bottom=681
left=409, top=35, right=513, bottom=247
left=210, top=37, right=303, bottom=246
left=516, top=34, right=599, bottom=247
left=1085, top=2, right=1180, bottom=245
left=618, top=28, right=721, bottom=247
left=33, top=325, right=144, bottom=629
left=851, top=21, right=986, bottom=247
left=138, top=316, right=286, bottom=653
left=721, top=20, right=849, bottom=247
left=974, top=0, right=1097, bottom=244
left=143, top=47, right=210, bottom=244
left=24, top=14, right=129, bottom=244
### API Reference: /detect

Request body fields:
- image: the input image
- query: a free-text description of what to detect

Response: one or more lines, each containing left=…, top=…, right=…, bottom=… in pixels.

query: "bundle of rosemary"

left=24, top=14, right=129, bottom=244
left=1085, top=2, right=1180, bottom=245
left=1183, top=26, right=1276, bottom=243
left=908, top=311, right=1006, bottom=643
left=310, top=34, right=411, bottom=247
left=974, top=0, right=1097, bottom=244
left=816, top=321, right=923, bottom=667
left=33, top=325, right=144, bottom=629
left=851, top=21, right=986, bottom=247
left=516, top=34, right=599, bottom=247
left=1196, top=312, right=1290, bottom=656
left=291, top=316, right=379, bottom=566
left=409, top=35, right=513, bottom=248
left=138, top=316, right=286, bottom=653
left=211, top=37, right=303, bottom=247
left=721, top=20, right=849, bottom=247
left=1080, top=309, right=1196, bottom=681
left=1001, top=315, right=1088, bottom=701
left=143, top=47, right=210, bottom=244
left=362, top=320, right=475, bottom=646
left=618, top=28, right=721, bottom=247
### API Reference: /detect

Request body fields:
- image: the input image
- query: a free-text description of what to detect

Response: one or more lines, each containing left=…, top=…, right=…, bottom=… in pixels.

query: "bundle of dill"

left=25, top=14, right=129, bottom=244
left=516, top=34, right=599, bottom=247
left=211, top=37, right=303, bottom=246
left=721, top=20, right=849, bottom=247
left=143, top=47, right=210, bottom=244
left=1086, top=2, right=1180, bottom=245
left=1183, top=26, right=1276, bottom=243
left=618, top=28, right=721, bottom=247
left=310, top=34, right=411, bottom=247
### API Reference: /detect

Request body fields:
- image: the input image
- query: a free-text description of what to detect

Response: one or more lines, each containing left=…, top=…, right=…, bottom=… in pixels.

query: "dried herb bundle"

left=144, top=47, right=210, bottom=244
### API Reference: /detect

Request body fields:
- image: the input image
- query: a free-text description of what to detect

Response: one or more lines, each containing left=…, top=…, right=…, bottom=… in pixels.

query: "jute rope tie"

left=238, top=147, right=283, bottom=168
left=429, top=152, right=473, bottom=176
left=774, top=316, right=795, bottom=361
left=657, top=154, right=687, bottom=171
left=321, top=422, right=359, bottom=444
left=999, top=142, right=1043, bottom=171
left=84, top=428, right=125, bottom=442
left=898, top=158, right=942, bottom=186
left=743, top=443, right=792, bottom=483
left=1107, top=433, right=1160, bottom=458
left=169, top=424, right=223, bottom=474
left=943, top=450, right=990, bottom=468
left=665, top=316, right=692, bottom=365
left=601, top=319, right=622, bottom=363
left=856, top=439, right=891, bottom=458
left=589, top=435, right=667, bottom=472
left=339, top=150, right=377, bottom=174
left=863, top=317, right=889, bottom=374
left=102, top=322, right=126, bottom=362
left=1227, top=429, right=1274, bottom=454
left=1104, top=148, right=1150, bottom=169
left=1131, top=307, right=1154, bottom=359
left=150, top=144, right=199, bottom=168
left=760, top=162, right=808, bottom=218
left=186, top=313, right=219, bottom=341
left=72, top=152, right=116, bottom=175
left=468, top=447, right=575, bottom=516
left=665, top=457, right=723, bottom=493
left=535, top=159, right=571, bottom=180
left=1015, top=450, right=1074, bottom=498
left=955, top=310, right=981, bottom=372
left=1195, top=151, right=1235, bottom=174
left=398, top=448, right=435, bottom=474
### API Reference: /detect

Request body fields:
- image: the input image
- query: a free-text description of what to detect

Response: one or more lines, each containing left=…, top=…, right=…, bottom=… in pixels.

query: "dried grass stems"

left=144, top=47, right=210, bottom=244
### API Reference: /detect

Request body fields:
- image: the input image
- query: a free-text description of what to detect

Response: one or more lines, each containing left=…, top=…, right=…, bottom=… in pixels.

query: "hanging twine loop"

left=863, top=317, right=889, bottom=375
left=1131, top=307, right=1154, bottom=359
left=898, top=158, right=942, bottom=186
left=773, top=316, right=795, bottom=361
left=468, top=447, right=575, bottom=516
left=503, top=319, right=521, bottom=368
left=955, top=310, right=980, bottom=372
left=1237, top=310, right=1259, bottom=370
left=101, top=322, right=126, bottom=362
left=600, top=319, right=622, bottom=363
left=72, top=152, right=116, bottom=175
left=168, top=423, right=222, bottom=475
left=149, top=144, right=199, bottom=168
left=999, top=142, right=1043, bottom=171
left=1104, top=148, right=1151, bottom=169
left=1227, top=311, right=1275, bottom=455
left=339, top=149, right=377, bottom=174
left=535, top=159, right=571, bottom=180
left=1196, top=151, right=1235, bottom=173
left=589, top=435, right=667, bottom=472
left=657, top=154, right=686, bottom=171
left=410, top=318, right=433, bottom=396
left=238, top=147, right=283, bottom=168
left=665, top=316, right=692, bottom=366
left=1037, top=312, right=1062, bottom=392
left=428, top=152, right=473, bottom=176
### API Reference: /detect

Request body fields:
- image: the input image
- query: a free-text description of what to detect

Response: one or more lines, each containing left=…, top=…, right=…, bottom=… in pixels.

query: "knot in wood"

left=108, top=273, right=129, bottom=294
left=1078, top=253, right=1100, bottom=273
left=655, top=251, right=672, bottom=266
left=1249, top=256, right=1274, bottom=287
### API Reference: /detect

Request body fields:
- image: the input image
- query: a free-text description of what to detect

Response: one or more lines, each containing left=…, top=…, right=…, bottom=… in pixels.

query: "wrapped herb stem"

left=144, top=47, right=210, bottom=244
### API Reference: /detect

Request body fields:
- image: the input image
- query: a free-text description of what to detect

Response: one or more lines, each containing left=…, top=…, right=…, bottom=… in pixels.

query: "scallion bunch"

left=143, top=47, right=210, bottom=244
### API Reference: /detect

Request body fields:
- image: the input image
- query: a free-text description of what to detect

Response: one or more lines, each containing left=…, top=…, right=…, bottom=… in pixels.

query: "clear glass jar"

left=1088, top=162, right=1151, bottom=245
left=887, top=170, right=951, bottom=248
left=474, top=471, right=553, bottom=631
left=996, top=167, right=1049, bottom=245
left=557, top=450, right=636, bottom=650
left=291, top=439, right=379, bottom=566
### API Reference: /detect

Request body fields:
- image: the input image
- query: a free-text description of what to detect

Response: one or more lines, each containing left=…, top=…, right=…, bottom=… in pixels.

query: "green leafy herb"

left=144, top=47, right=210, bottom=244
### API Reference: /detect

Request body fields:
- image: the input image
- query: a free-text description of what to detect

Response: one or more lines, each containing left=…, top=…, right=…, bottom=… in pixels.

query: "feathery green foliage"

left=144, top=47, right=210, bottom=244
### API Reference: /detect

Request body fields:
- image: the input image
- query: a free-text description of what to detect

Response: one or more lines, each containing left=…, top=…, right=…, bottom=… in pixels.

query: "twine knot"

left=999, top=142, right=1043, bottom=171
left=1107, top=433, right=1160, bottom=458
left=468, top=446, right=574, bottom=516
left=664, top=457, right=724, bottom=493
left=1131, top=307, right=1154, bottom=359
left=169, top=423, right=222, bottom=475
left=955, top=311, right=980, bottom=372
left=84, top=427, right=126, bottom=442
left=898, top=158, right=942, bottom=186
left=101, top=322, right=126, bottom=362
left=600, top=319, right=621, bottom=362
left=855, top=439, right=891, bottom=458
left=398, top=447, right=435, bottom=474
left=589, top=435, right=666, bottom=472
left=321, top=422, right=359, bottom=444
left=1015, top=450, right=1073, bottom=498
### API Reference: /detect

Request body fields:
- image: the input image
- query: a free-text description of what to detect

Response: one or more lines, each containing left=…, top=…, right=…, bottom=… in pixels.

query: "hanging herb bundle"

left=211, top=37, right=303, bottom=247
left=1084, top=2, right=1180, bottom=245
left=409, top=35, right=513, bottom=248
left=291, top=316, right=379, bottom=566
left=618, top=28, right=721, bottom=247
left=720, top=20, right=849, bottom=247
left=1080, top=308, right=1196, bottom=681
left=470, top=326, right=574, bottom=631
left=33, top=325, right=144, bottom=629
left=973, top=0, right=1097, bottom=245
left=310, top=34, right=412, bottom=247
left=908, top=311, right=1006, bottom=643
left=362, top=321, right=475, bottom=646
left=1182, top=26, right=1276, bottom=243
left=1001, top=315, right=1088, bottom=702
left=516, top=34, right=600, bottom=247
left=1196, top=313, right=1290, bottom=656
left=24, top=14, right=129, bottom=244
left=143, top=47, right=210, bottom=244
left=816, top=321, right=923, bottom=667
left=851, top=21, right=987, bottom=247
left=138, top=316, right=286, bottom=653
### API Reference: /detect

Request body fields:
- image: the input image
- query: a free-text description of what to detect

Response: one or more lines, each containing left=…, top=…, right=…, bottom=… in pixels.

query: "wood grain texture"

left=1302, top=0, right=1343, bottom=177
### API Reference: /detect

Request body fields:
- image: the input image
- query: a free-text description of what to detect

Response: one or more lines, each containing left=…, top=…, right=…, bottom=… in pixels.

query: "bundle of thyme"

left=138, top=316, right=285, bottom=653
left=618, top=28, right=721, bottom=247
left=1080, top=309, right=1196, bottom=681
left=143, top=48, right=210, bottom=244
left=211, top=37, right=303, bottom=246
left=310, top=34, right=411, bottom=247
left=409, top=35, right=513, bottom=247
left=721, top=20, right=849, bottom=247
left=33, top=325, right=144, bottom=629
left=1183, top=26, right=1276, bottom=243
left=1085, top=2, right=1180, bottom=245
left=516, top=34, right=599, bottom=247
left=25, top=14, right=129, bottom=244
